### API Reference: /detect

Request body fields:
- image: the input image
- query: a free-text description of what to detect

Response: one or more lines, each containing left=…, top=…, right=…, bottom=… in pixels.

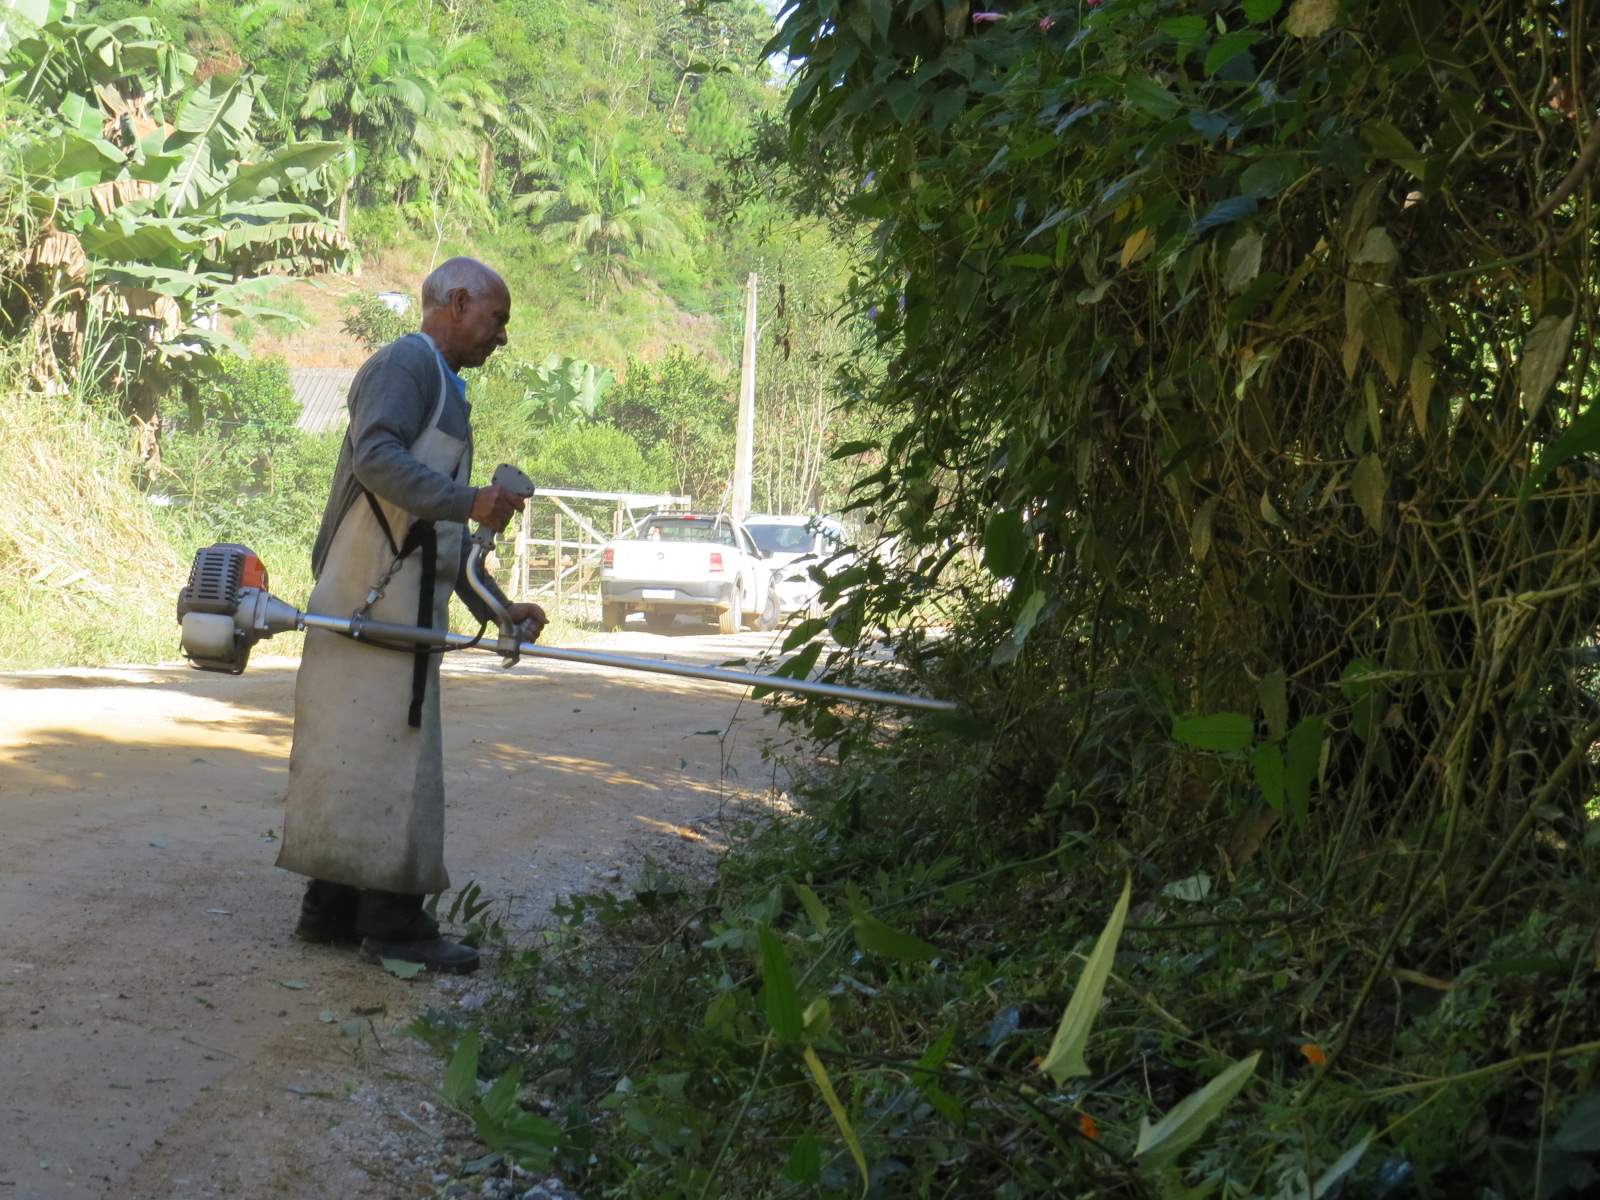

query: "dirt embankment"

left=0, top=627, right=795, bottom=1199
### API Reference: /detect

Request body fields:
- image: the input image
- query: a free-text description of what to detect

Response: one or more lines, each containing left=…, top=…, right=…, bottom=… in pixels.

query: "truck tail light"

left=709, top=551, right=724, bottom=574
left=603, top=549, right=614, bottom=568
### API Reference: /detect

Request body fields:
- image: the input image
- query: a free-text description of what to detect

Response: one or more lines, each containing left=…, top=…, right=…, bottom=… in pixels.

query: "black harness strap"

left=401, top=519, right=437, bottom=729
left=360, top=486, right=438, bottom=729
left=362, top=487, right=401, bottom=556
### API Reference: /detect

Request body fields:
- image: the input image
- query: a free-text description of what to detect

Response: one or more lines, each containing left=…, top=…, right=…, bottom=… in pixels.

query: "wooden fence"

left=504, top=488, right=691, bottom=620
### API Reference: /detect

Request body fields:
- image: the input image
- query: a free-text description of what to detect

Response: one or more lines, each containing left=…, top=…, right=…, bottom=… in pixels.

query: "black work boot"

left=355, top=890, right=480, bottom=975
left=294, top=879, right=361, bottom=943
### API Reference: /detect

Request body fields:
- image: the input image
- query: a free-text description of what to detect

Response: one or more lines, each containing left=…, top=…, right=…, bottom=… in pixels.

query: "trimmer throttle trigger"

left=471, top=463, right=534, bottom=549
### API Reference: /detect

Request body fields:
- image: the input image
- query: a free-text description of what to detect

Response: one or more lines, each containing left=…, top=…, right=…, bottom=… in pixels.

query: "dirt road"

left=0, top=626, right=794, bottom=1199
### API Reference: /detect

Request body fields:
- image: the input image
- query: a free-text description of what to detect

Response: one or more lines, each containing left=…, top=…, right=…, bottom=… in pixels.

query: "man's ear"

left=449, top=288, right=470, bottom=319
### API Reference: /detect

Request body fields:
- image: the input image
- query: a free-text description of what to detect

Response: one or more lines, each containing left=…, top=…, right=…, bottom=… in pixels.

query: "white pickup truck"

left=599, top=512, right=780, bottom=634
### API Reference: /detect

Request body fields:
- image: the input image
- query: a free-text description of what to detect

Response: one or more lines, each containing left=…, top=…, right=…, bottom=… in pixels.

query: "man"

left=277, top=257, right=544, bottom=975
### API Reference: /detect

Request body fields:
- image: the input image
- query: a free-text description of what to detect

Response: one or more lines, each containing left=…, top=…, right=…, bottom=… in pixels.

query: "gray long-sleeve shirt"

left=311, top=332, right=505, bottom=621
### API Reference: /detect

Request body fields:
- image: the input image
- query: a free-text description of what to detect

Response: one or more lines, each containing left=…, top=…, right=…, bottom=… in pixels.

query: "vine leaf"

left=1522, top=401, right=1600, bottom=496
left=1224, top=230, right=1263, bottom=293
left=1039, top=875, right=1131, bottom=1084
left=1173, top=712, right=1254, bottom=752
left=442, top=1029, right=481, bottom=1110
left=1251, top=744, right=1286, bottom=812
left=1257, top=669, right=1288, bottom=739
left=1285, top=716, right=1325, bottom=824
left=982, top=508, right=1026, bottom=578
left=1352, top=453, right=1387, bottom=533
left=852, top=911, right=941, bottom=961
left=1520, top=308, right=1576, bottom=419
left=758, top=924, right=803, bottom=1041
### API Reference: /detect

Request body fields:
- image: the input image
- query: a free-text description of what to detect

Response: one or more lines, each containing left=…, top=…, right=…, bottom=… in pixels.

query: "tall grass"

left=0, top=377, right=186, bottom=669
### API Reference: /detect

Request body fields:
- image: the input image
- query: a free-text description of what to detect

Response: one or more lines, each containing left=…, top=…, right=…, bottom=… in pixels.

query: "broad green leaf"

left=1160, top=16, right=1206, bottom=41
left=1224, top=230, right=1263, bottom=293
left=1162, top=873, right=1212, bottom=901
left=791, top=881, right=831, bottom=935
left=165, top=71, right=256, bottom=215
left=914, top=1027, right=964, bottom=1122
left=1204, top=30, right=1263, bottom=76
left=802, top=997, right=831, bottom=1037
left=1555, top=1094, right=1600, bottom=1152
left=1172, top=712, right=1253, bottom=752
left=1192, top=195, right=1257, bottom=235
left=1523, top=401, right=1600, bottom=495
left=830, top=439, right=878, bottom=459
left=982, top=508, right=1026, bottom=578
left=1, top=0, right=65, bottom=29
left=758, top=924, right=803, bottom=1041
left=783, top=1132, right=822, bottom=1184
left=1240, top=153, right=1305, bottom=199
left=78, top=217, right=203, bottom=262
left=1255, top=741, right=1288, bottom=814
left=803, top=1046, right=869, bottom=1198
left=1308, top=1136, right=1373, bottom=1199
left=1364, top=302, right=1407, bottom=384
left=1520, top=308, right=1576, bottom=419
left=208, top=140, right=342, bottom=207
left=1039, top=875, right=1131, bottom=1084
left=1361, top=122, right=1426, bottom=177
left=443, top=1029, right=481, bottom=1109
left=1243, top=0, right=1283, bottom=19
left=1134, top=1052, right=1261, bottom=1169
left=478, top=1064, right=522, bottom=1122
left=1123, top=75, right=1181, bottom=121
left=1257, top=669, right=1288, bottom=739
left=884, top=79, right=919, bottom=123
left=1011, top=589, right=1047, bottom=645
left=931, top=87, right=967, bottom=133
left=379, top=957, right=424, bottom=979
left=1350, top=226, right=1399, bottom=266
left=1351, top=453, right=1386, bottom=533
left=1284, top=715, right=1324, bottom=825
left=58, top=93, right=102, bottom=137
left=852, top=911, right=941, bottom=960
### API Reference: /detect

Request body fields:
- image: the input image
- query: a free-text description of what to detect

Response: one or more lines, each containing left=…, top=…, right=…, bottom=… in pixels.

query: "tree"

left=603, top=348, right=731, bottom=505
left=516, top=134, right=685, bottom=297
left=528, top=422, right=665, bottom=494
left=1, top=0, right=349, bottom=407
left=297, top=0, right=504, bottom=229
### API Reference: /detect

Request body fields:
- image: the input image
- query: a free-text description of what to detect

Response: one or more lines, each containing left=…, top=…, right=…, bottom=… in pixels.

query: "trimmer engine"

left=176, top=543, right=300, bottom=673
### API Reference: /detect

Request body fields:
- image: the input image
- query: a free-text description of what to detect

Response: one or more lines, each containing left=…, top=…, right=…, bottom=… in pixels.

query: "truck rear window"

left=641, top=519, right=737, bottom=546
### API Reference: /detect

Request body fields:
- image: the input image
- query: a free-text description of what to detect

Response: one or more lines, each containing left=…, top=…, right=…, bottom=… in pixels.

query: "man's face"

left=450, top=282, right=511, bottom=368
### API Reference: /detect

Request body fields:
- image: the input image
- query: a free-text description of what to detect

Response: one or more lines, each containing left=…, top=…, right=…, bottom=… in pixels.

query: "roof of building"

left=289, top=367, right=357, bottom=434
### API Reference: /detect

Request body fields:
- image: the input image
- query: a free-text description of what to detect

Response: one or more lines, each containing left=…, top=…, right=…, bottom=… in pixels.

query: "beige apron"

left=278, top=342, right=470, bottom=894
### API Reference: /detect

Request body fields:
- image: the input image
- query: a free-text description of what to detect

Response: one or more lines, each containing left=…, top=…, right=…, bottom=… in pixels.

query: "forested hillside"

left=0, top=0, right=870, bottom=666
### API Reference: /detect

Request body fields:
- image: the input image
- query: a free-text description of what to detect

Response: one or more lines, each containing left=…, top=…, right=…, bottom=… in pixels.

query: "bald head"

left=419, top=257, right=510, bottom=370
left=421, top=257, right=508, bottom=315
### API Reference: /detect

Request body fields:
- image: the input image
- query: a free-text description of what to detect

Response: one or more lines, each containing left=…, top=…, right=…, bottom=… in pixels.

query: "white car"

left=742, top=514, right=851, bottom=619
left=599, top=512, right=779, bottom=634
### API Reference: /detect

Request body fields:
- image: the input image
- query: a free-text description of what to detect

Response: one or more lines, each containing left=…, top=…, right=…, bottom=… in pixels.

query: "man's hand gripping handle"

left=466, top=464, right=545, bottom=664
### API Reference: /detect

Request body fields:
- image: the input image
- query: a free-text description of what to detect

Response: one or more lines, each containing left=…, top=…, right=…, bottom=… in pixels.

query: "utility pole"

left=732, top=272, right=757, bottom=522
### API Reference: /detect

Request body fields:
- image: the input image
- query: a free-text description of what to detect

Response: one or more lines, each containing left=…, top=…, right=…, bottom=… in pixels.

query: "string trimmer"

left=174, top=467, right=955, bottom=713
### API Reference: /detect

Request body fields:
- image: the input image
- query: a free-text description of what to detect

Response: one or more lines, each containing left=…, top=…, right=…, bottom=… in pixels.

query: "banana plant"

left=1, top=0, right=350, bottom=403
